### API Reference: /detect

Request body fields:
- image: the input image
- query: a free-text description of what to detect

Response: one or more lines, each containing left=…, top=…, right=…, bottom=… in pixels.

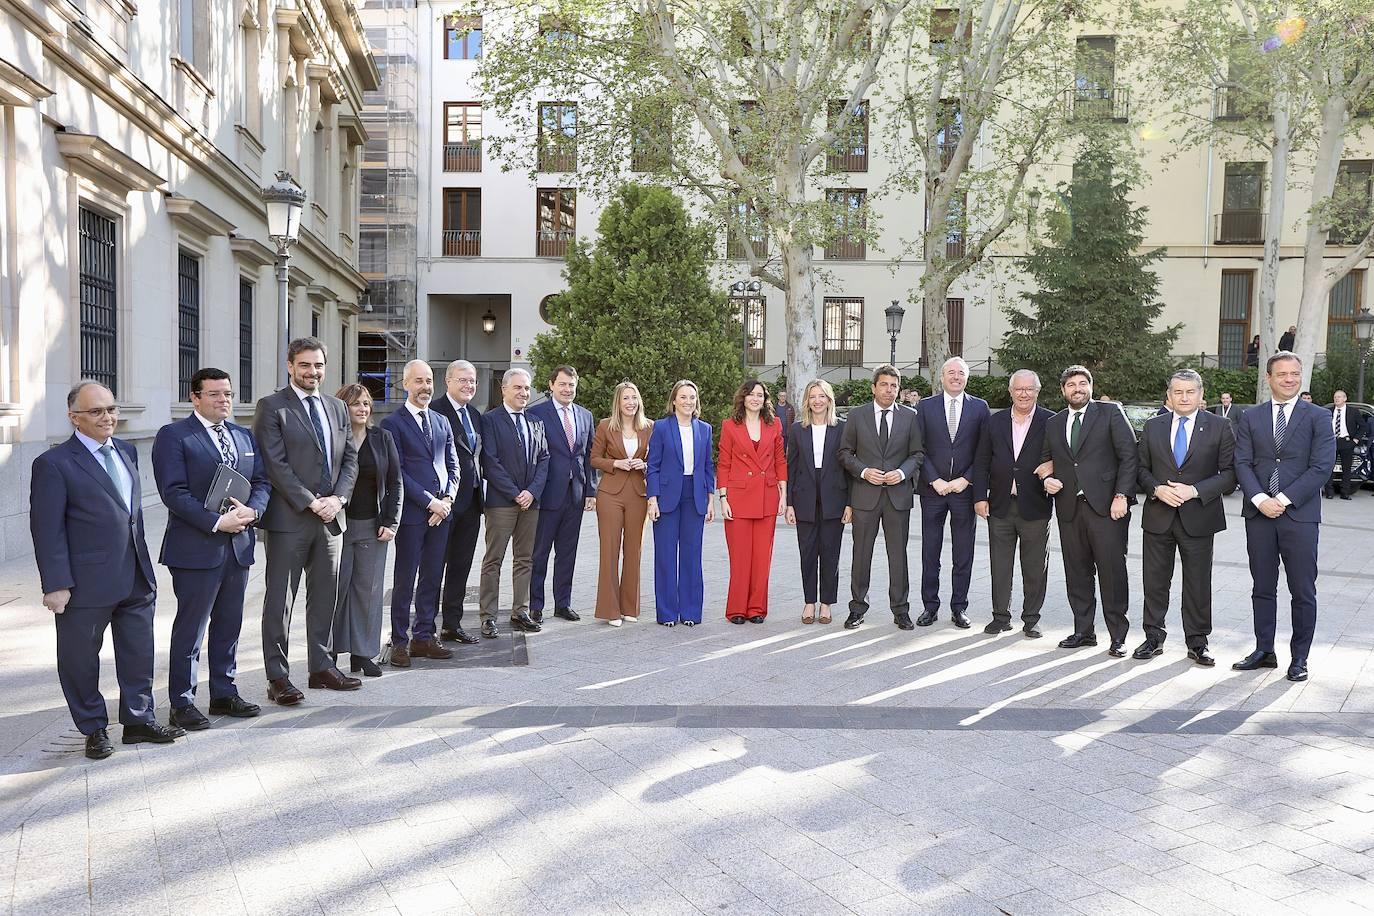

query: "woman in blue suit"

left=646, top=379, right=716, bottom=626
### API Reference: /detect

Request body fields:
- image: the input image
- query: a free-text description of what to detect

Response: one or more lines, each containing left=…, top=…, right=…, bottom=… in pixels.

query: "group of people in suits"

left=30, top=339, right=1338, bottom=760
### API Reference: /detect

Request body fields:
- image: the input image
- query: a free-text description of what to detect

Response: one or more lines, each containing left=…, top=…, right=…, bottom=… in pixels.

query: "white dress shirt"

left=1169, top=411, right=1198, bottom=454
left=1332, top=405, right=1352, bottom=439
left=811, top=422, right=827, bottom=469
left=290, top=383, right=333, bottom=472
left=679, top=422, right=695, bottom=475
left=863, top=401, right=905, bottom=482
left=942, top=391, right=965, bottom=438
left=75, top=430, right=133, bottom=510
left=193, top=410, right=238, bottom=464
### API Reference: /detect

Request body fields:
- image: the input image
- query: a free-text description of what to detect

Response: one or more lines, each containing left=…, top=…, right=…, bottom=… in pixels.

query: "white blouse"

left=679, top=423, right=695, bottom=475
left=811, top=423, right=827, bottom=469
left=622, top=435, right=639, bottom=459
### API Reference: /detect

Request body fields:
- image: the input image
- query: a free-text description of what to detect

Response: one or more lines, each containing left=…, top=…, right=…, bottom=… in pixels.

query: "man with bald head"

left=380, top=359, right=459, bottom=665
left=31, top=381, right=183, bottom=758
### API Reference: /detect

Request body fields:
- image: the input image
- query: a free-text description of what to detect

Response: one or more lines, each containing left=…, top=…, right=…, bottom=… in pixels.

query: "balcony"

left=538, top=146, right=577, bottom=173
left=442, top=229, right=481, bottom=256
left=824, top=237, right=865, bottom=260
left=1214, top=211, right=1265, bottom=244
left=726, top=233, right=768, bottom=260
left=945, top=237, right=965, bottom=260
left=827, top=148, right=868, bottom=172
left=1329, top=211, right=1372, bottom=245
left=1064, top=86, right=1129, bottom=122
left=537, top=227, right=574, bottom=258
left=442, top=141, right=481, bottom=172
left=1214, top=87, right=1269, bottom=121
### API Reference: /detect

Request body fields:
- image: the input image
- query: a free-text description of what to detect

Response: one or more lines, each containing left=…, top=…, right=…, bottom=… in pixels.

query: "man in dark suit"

left=31, top=381, right=184, bottom=759
left=252, top=337, right=360, bottom=704
left=152, top=368, right=271, bottom=730
left=1038, top=365, right=1138, bottom=657
left=1212, top=391, right=1241, bottom=427
left=527, top=365, right=595, bottom=623
left=381, top=359, right=460, bottom=667
left=1136, top=369, right=1237, bottom=667
left=838, top=365, right=925, bottom=630
left=915, top=357, right=990, bottom=629
left=1279, top=325, right=1296, bottom=353
left=479, top=367, right=550, bottom=636
left=1233, top=352, right=1336, bottom=682
left=430, top=359, right=482, bottom=644
left=1324, top=390, right=1364, bottom=500
left=973, top=370, right=1055, bottom=638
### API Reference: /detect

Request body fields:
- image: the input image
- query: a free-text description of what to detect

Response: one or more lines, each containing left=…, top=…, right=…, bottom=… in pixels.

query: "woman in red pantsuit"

left=718, top=379, right=787, bottom=624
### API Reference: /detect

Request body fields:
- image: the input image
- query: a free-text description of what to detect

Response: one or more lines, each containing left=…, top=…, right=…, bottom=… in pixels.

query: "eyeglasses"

left=72, top=406, right=120, bottom=418
left=1011, top=388, right=1040, bottom=395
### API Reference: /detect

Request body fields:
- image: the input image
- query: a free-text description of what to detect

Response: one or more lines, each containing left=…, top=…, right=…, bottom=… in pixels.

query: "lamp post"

left=1027, top=188, right=1042, bottom=234
left=1355, top=307, right=1374, bottom=403
left=730, top=278, right=762, bottom=370
left=885, top=299, right=905, bottom=367
left=262, top=171, right=306, bottom=389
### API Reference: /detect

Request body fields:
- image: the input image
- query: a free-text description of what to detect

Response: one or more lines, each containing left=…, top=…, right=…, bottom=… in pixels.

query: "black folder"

left=204, top=464, right=252, bottom=515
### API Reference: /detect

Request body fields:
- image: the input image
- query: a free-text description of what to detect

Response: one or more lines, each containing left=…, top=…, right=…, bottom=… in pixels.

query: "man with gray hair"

left=972, top=370, right=1056, bottom=637
left=478, top=367, right=550, bottom=635
left=1136, top=368, right=1237, bottom=666
left=431, top=359, right=484, bottom=643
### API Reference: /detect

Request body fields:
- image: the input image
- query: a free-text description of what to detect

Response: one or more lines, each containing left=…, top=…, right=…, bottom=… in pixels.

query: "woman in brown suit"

left=591, top=381, right=654, bottom=625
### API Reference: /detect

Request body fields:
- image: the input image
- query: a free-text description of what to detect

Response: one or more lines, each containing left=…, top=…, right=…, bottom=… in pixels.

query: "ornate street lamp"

left=730, top=278, right=763, bottom=369
left=885, top=299, right=906, bottom=367
left=1355, top=307, right=1374, bottom=403
left=262, top=171, right=306, bottom=388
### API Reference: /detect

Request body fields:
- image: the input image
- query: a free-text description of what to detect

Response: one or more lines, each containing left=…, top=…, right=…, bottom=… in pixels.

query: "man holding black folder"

left=153, top=368, right=271, bottom=729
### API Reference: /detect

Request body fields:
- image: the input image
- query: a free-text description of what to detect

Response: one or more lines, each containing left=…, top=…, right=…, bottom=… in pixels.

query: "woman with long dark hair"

left=718, top=379, right=787, bottom=623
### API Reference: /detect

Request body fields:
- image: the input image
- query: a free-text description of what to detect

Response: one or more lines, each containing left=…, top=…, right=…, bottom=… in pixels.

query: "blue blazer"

left=1234, top=399, right=1336, bottom=523
left=30, top=435, right=157, bottom=607
left=527, top=398, right=596, bottom=509
left=646, top=416, right=715, bottom=514
left=480, top=407, right=550, bottom=508
left=916, top=393, right=990, bottom=495
left=152, top=416, right=272, bottom=570
left=381, top=406, right=460, bottom=526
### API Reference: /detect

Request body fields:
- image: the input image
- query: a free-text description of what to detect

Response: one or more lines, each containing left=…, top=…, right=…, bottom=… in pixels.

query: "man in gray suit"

left=839, top=365, right=925, bottom=630
left=252, top=337, right=359, bottom=704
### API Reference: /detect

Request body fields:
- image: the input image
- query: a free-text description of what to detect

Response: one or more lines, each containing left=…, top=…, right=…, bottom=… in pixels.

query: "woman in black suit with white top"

left=785, top=380, right=851, bottom=624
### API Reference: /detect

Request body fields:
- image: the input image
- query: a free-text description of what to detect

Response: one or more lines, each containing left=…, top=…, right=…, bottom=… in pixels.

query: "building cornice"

left=229, top=235, right=278, bottom=268
left=323, top=0, right=380, bottom=92
left=165, top=193, right=235, bottom=238
left=55, top=129, right=164, bottom=193
left=0, top=53, right=54, bottom=106
left=338, top=111, right=367, bottom=147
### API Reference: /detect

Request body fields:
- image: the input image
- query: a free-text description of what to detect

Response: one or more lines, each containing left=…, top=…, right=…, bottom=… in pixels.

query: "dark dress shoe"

left=1187, top=647, right=1216, bottom=667
left=554, top=607, right=580, bottom=621
left=440, top=627, right=480, bottom=645
left=122, top=722, right=185, bottom=745
left=1287, top=660, right=1309, bottom=682
left=1108, top=642, right=1127, bottom=658
left=894, top=612, right=915, bottom=630
left=307, top=667, right=362, bottom=691
left=1132, top=639, right=1164, bottom=660
left=915, top=609, right=938, bottom=627
left=1023, top=625, right=1043, bottom=639
left=409, top=638, right=454, bottom=660
left=267, top=678, right=304, bottom=706
left=1232, top=650, right=1279, bottom=671
left=85, top=728, right=114, bottom=760
left=984, top=620, right=1013, bottom=634
left=729, top=615, right=747, bottom=625
left=843, top=611, right=865, bottom=630
left=1340, top=495, right=1352, bottom=500
left=350, top=657, right=384, bottom=677
left=951, top=610, right=971, bottom=629
left=531, top=608, right=544, bottom=623
left=389, top=644, right=411, bottom=668
left=510, top=613, right=542, bottom=633
left=1323, top=490, right=1333, bottom=499
left=208, top=695, right=261, bottom=717
left=1058, top=632, right=1098, bottom=649
left=481, top=620, right=500, bottom=639
left=169, top=705, right=211, bottom=731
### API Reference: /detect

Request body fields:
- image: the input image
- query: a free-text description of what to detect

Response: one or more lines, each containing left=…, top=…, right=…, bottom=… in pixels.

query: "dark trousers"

left=849, top=499, right=911, bottom=617
left=1057, top=499, right=1130, bottom=643
left=1141, top=517, right=1214, bottom=649
left=986, top=502, right=1049, bottom=628
left=440, top=494, right=482, bottom=628
left=55, top=569, right=156, bottom=735
left=920, top=491, right=976, bottom=614
left=167, top=557, right=249, bottom=708
left=1326, top=439, right=1357, bottom=497
left=652, top=495, right=705, bottom=624
left=261, top=521, right=342, bottom=678
left=530, top=484, right=584, bottom=614
left=797, top=498, right=843, bottom=605
left=391, top=516, right=451, bottom=644
left=1245, top=513, right=1319, bottom=661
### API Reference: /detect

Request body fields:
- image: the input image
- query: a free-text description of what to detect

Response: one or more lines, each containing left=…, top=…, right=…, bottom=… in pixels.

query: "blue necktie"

left=1173, top=416, right=1189, bottom=467
left=458, top=406, right=476, bottom=449
left=419, top=409, right=432, bottom=445
left=99, top=444, right=128, bottom=510
left=306, top=396, right=332, bottom=494
left=1269, top=404, right=1288, bottom=493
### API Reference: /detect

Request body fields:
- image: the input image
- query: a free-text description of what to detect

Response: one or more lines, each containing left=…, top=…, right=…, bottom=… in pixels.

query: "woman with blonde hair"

left=590, top=381, right=653, bottom=626
left=646, top=380, right=716, bottom=627
left=784, top=380, right=851, bottom=624
left=333, top=384, right=401, bottom=674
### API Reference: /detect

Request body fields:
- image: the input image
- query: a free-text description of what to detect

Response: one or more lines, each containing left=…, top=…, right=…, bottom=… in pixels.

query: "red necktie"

left=561, top=406, right=575, bottom=451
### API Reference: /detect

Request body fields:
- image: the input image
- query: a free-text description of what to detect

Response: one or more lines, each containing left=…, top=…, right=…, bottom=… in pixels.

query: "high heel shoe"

left=350, top=656, right=383, bottom=677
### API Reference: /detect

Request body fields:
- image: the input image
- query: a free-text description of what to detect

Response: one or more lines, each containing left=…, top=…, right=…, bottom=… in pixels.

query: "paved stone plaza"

left=2, top=491, right=1372, bottom=915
